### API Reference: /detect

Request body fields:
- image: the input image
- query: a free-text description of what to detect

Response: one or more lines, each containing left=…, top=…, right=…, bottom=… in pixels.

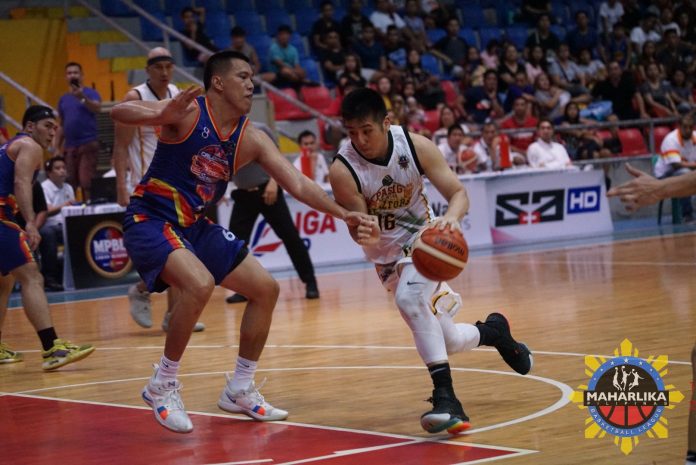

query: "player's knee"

left=395, top=286, right=427, bottom=323
left=13, top=263, right=43, bottom=288
left=187, top=274, right=215, bottom=307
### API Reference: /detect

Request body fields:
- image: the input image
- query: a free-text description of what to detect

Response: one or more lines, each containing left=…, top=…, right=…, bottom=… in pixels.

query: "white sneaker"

left=217, top=374, right=288, bottom=421
left=430, top=282, right=462, bottom=318
left=161, top=311, right=206, bottom=332
left=128, top=284, right=152, bottom=328
left=141, top=365, right=193, bottom=433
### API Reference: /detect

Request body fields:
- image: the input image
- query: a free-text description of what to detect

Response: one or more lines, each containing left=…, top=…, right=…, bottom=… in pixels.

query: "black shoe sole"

left=486, top=313, right=533, bottom=375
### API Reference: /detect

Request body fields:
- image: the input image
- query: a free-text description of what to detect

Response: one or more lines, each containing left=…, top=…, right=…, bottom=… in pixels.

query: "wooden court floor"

left=1, top=232, right=695, bottom=464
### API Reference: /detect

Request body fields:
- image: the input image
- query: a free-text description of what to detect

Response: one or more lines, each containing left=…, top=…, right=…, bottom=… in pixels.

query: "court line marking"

left=206, top=461, right=273, bottom=465
left=10, top=365, right=570, bottom=439
left=482, top=258, right=696, bottom=267
left=4, top=391, right=537, bottom=458
left=9, top=344, right=693, bottom=366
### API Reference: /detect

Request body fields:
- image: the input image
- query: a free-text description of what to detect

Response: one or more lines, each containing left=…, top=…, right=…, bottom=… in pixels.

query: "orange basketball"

left=412, top=227, right=468, bottom=281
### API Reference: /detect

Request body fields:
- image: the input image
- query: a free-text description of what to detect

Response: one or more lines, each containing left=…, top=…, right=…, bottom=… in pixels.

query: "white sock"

left=154, top=355, right=179, bottom=384
left=439, top=311, right=480, bottom=354
left=229, top=356, right=257, bottom=391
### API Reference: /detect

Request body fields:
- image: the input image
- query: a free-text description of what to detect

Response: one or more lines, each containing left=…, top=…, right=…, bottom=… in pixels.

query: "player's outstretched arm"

left=607, top=163, right=696, bottom=211
left=328, top=160, right=380, bottom=245
left=111, top=86, right=201, bottom=127
left=410, top=132, right=469, bottom=230
left=248, top=126, right=368, bottom=228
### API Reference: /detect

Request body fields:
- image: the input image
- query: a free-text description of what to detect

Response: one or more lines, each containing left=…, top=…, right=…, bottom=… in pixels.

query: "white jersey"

left=126, top=82, right=180, bottom=192
left=654, top=128, right=696, bottom=178
left=337, top=125, right=434, bottom=264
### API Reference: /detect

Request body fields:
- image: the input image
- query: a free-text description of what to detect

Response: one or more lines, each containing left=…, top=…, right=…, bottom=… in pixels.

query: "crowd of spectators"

left=178, top=0, right=695, bottom=175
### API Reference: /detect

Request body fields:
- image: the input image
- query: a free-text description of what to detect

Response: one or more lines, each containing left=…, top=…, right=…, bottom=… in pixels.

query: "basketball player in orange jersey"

left=329, top=87, right=533, bottom=434
left=608, top=161, right=696, bottom=465
left=112, top=47, right=205, bottom=333
left=110, top=50, right=370, bottom=433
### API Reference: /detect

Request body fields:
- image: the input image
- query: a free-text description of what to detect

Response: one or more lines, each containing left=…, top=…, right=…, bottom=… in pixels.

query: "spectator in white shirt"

left=630, top=14, right=661, bottom=54
left=526, top=119, right=573, bottom=169
left=39, top=156, right=75, bottom=291
left=598, top=0, right=624, bottom=35
left=437, top=125, right=481, bottom=173
left=370, top=0, right=406, bottom=36
left=293, top=130, right=329, bottom=184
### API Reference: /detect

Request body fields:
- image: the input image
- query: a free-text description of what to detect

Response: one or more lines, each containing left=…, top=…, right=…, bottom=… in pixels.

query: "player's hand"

left=24, top=222, right=41, bottom=251
left=607, top=163, right=661, bottom=212
left=116, top=185, right=130, bottom=207
left=356, top=214, right=380, bottom=246
left=262, top=180, right=278, bottom=205
left=428, top=216, right=462, bottom=232
left=161, top=86, right=202, bottom=122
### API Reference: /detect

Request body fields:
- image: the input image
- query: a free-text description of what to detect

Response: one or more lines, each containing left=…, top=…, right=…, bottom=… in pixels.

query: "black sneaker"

left=420, top=387, right=471, bottom=434
left=479, top=313, right=533, bottom=375
left=305, top=282, right=319, bottom=299
left=225, top=293, right=248, bottom=304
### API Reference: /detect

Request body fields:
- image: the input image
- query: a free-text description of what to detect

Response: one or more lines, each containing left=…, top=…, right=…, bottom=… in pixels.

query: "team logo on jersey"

left=570, top=339, right=684, bottom=455
left=191, top=145, right=230, bottom=184
left=367, top=182, right=414, bottom=213
left=382, top=175, right=394, bottom=186
left=84, top=221, right=132, bottom=279
left=398, top=154, right=409, bottom=169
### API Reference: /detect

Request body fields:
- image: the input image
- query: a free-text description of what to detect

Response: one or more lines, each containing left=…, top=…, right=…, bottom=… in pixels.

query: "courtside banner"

left=486, top=169, right=612, bottom=243
left=425, top=178, right=492, bottom=248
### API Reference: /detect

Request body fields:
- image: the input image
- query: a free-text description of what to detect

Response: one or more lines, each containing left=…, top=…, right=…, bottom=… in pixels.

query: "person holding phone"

left=54, top=62, right=102, bottom=200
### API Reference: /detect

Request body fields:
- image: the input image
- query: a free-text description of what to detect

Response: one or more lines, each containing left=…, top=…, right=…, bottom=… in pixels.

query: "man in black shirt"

left=525, top=14, right=560, bottom=57
left=180, top=6, right=217, bottom=64
left=311, top=0, right=341, bottom=56
left=591, top=61, right=648, bottom=121
left=340, top=0, right=373, bottom=48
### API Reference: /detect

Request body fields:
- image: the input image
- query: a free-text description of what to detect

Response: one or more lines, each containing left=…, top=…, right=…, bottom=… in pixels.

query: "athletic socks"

left=475, top=320, right=497, bottom=347
left=229, top=356, right=258, bottom=392
left=428, top=362, right=453, bottom=390
left=154, top=355, right=180, bottom=384
left=37, top=327, right=58, bottom=351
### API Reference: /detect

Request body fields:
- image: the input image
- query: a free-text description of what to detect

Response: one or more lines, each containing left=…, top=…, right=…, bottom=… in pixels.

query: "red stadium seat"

left=441, top=80, right=459, bottom=107
left=617, top=128, right=648, bottom=157
left=423, top=109, right=441, bottom=134
left=267, top=88, right=311, bottom=121
left=652, top=126, right=671, bottom=153
left=300, top=85, right=335, bottom=115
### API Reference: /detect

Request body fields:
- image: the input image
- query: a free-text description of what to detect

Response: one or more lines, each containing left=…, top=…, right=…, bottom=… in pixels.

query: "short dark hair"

left=45, top=156, right=65, bottom=173
left=297, top=130, right=316, bottom=144
left=65, top=62, right=82, bottom=71
left=447, top=125, right=464, bottom=137
left=483, top=69, right=497, bottom=80
left=537, top=117, right=554, bottom=128
left=277, top=24, right=292, bottom=34
left=320, top=0, right=333, bottom=9
left=341, top=87, right=387, bottom=123
left=180, top=6, right=195, bottom=15
left=22, top=105, right=56, bottom=127
left=231, top=26, right=246, bottom=37
left=203, top=50, right=250, bottom=91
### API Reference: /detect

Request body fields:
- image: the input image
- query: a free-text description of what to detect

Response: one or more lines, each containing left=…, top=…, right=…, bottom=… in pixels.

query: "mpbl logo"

left=249, top=210, right=336, bottom=256
left=567, top=186, right=601, bottom=214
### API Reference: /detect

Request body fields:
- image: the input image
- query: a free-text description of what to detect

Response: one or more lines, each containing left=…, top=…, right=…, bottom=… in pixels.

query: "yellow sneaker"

left=42, top=339, right=95, bottom=371
left=0, top=342, right=23, bottom=364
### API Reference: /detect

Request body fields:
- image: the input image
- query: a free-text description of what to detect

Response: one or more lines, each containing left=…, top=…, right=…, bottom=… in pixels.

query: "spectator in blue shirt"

left=351, top=24, right=387, bottom=78
left=566, top=10, right=600, bottom=58
left=465, top=70, right=505, bottom=124
left=54, top=62, right=101, bottom=200
left=269, top=25, right=307, bottom=89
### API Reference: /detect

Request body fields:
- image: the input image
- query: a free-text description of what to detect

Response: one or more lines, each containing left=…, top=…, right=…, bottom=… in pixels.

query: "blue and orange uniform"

left=0, top=134, right=37, bottom=275
left=124, top=96, right=250, bottom=292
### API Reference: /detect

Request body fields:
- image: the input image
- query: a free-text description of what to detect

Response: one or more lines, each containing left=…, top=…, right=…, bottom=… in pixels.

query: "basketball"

left=459, top=148, right=478, bottom=171
left=412, top=226, right=468, bottom=281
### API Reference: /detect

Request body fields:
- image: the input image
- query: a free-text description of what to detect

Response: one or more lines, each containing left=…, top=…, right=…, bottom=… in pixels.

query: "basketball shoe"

left=217, top=374, right=288, bottom=421
left=128, top=284, right=152, bottom=328
left=430, top=282, right=462, bottom=318
left=42, top=339, right=95, bottom=371
left=420, top=386, right=471, bottom=434
left=141, top=365, right=193, bottom=433
left=161, top=312, right=206, bottom=333
left=0, top=342, right=23, bottom=364
left=478, top=313, right=533, bottom=375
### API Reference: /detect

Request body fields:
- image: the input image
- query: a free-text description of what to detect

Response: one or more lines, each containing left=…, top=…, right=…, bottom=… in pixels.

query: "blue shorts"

left=0, top=219, right=36, bottom=276
left=123, top=212, right=248, bottom=293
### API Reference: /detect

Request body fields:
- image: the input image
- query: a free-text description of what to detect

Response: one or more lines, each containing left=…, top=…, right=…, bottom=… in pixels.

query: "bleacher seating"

left=652, top=126, right=672, bottom=153
left=423, top=109, right=440, bottom=134
left=134, top=0, right=163, bottom=14
left=268, top=88, right=312, bottom=120
left=478, top=27, right=502, bottom=50
left=300, top=85, right=334, bottom=115
left=265, top=11, right=293, bottom=39
left=197, top=0, right=224, bottom=12
left=505, top=26, right=528, bottom=50
left=441, top=80, right=459, bottom=108
left=234, top=11, right=264, bottom=33
left=617, top=129, right=648, bottom=157
left=227, top=0, right=255, bottom=13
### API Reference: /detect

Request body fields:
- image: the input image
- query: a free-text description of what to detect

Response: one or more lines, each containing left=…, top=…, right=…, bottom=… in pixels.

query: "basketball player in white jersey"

left=112, top=47, right=205, bottom=332
left=329, top=88, right=533, bottom=434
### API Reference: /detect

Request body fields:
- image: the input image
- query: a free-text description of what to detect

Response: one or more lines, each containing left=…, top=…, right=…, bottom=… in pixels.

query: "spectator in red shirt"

left=500, top=97, right=537, bottom=163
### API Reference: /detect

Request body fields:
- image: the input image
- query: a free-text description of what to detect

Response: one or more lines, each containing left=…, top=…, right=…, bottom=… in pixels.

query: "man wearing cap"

left=0, top=105, right=95, bottom=369
left=54, top=62, right=102, bottom=200
left=112, top=47, right=205, bottom=333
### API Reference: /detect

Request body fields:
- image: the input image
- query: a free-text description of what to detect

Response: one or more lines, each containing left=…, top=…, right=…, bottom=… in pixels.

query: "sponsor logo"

left=495, top=186, right=602, bottom=227
left=249, top=210, right=337, bottom=257
left=367, top=182, right=414, bottom=213
left=570, top=339, right=685, bottom=455
left=85, top=221, right=132, bottom=279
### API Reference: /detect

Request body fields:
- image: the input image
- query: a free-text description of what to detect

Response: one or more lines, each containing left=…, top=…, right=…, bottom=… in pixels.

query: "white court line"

left=12, top=365, right=570, bottom=438
left=483, top=258, right=696, bottom=267
left=5, top=391, right=536, bottom=457
left=205, top=460, right=273, bottom=465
